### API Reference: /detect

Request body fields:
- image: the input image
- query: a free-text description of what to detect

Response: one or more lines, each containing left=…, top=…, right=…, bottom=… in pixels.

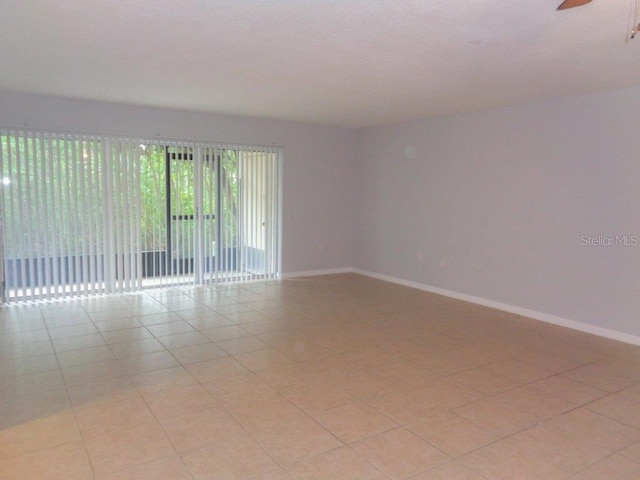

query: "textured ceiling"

left=1, top=0, right=639, bottom=128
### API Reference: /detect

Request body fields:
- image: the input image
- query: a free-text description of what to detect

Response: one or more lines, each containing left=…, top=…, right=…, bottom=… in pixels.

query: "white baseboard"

left=352, top=268, right=640, bottom=347
left=282, top=267, right=353, bottom=279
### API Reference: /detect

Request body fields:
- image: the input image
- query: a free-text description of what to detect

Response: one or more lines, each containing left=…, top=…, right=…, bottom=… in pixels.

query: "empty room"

left=1, top=1, right=640, bottom=479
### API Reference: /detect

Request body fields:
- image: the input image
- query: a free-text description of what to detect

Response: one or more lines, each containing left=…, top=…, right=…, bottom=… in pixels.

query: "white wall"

left=3, top=88, right=639, bottom=340
left=0, top=92, right=357, bottom=275
left=355, top=86, right=640, bottom=338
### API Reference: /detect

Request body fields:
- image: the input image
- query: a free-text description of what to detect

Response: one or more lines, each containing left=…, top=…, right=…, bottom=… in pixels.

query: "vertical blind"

left=0, top=128, right=282, bottom=302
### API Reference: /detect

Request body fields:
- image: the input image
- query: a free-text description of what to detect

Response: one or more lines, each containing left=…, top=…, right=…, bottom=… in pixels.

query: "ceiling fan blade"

left=557, top=0, right=592, bottom=10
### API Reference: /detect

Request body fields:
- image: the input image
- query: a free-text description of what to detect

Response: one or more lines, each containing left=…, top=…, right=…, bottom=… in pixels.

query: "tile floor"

left=1, top=273, right=640, bottom=479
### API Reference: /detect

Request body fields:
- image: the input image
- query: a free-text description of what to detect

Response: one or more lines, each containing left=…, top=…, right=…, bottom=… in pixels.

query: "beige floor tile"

left=256, top=332, right=306, bottom=353
left=159, top=407, right=249, bottom=453
left=216, top=306, right=262, bottom=320
left=353, top=427, right=449, bottom=479
left=408, top=412, right=499, bottom=457
left=136, top=312, right=183, bottom=327
left=81, top=298, right=127, bottom=313
left=0, top=442, right=93, bottom=480
left=0, top=328, right=50, bottom=343
left=44, top=313, right=91, bottom=328
left=157, top=331, right=210, bottom=349
left=181, top=435, right=279, bottom=480
left=619, top=441, right=640, bottom=462
left=247, top=468, right=295, bottom=479
left=227, top=396, right=306, bottom=434
left=281, top=382, right=353, bottom=414
left=242, top=320, right=291, bottom=335
left=0, top=353, right=59, bottom=377
left=129, top=365, right=198, bottom=394
left=311, top=402, right=398, bottom=444
left=128, top=304, right=170, bottom=316
left=67, top=376, right=138, bottom=408
left=95, top=454, right=193, bottom=480
left=169, top=342, right=227, bottom=364
left=84, top=422, right=175, bottom=476
left=287, top=446, right=388, bottom=479
left=62, top=359, right=126, bottom=387
left=92, top=316, right=142, bottom=332
left=119, top=351, right=179, bottom=374
left=461, top=440, right=569, bottom=480
left=108, top=338, right=166, bottom=358
left=201, top=324, right=251, bottom=342
left=331, top=346, right=399, bottom=371
left=254, top=306, right=301, bottom=321
left=543, top=408, right=640, bottom=453
left=48, top=322, right=99, bottom=339
left=562, top=360, right=640, bottom=393
left=75, top=395, right=157, bottom=436
left=413, top=378, right=481, bottom=410
left=227, top=293, right=266, bottom=304
left=184, top=315, right=235, bottom=330
left=449, top=367, right=522, bottom=395
left=146, top=321, right=196, bottom=337
left=216, top=335, right=270, bottom=355
left=375, top=339, right=433, bottom=360
left=0, top=317, right=45, bottom=335
left=253, top=415, right=343, bottom=464
left=414, top=350, right=482, bottom=376
left=509, top=418, right=623, bottom=472
left=4, top=275, right=640, bottom=480
left=143, top=384, right=219, bottom=419
left=173, top=307, right=214, bottom=320
left=528, top=375, right=607, bottom=405
left=0, top=411, right=81, bottom=459
left=587, top=392, right=640, bottom=429
left=101, top=327, right=154, bottom=345
left=366, top=387, right=442, bottom=425
left=197, top=297, right=242, bottom=310
left=256, top=363, right=320, bottom=390
left=161, top=300, right=203, bottom=312
left=242, top=299, right=283, bottom=310
left=317, top=369, right=397, bottom=401
left=0, top=388, right=71, bottom=429
left=505, top=348, right=586, bottom=375
left=484, top=358, right=554, bottom=383
left=453, top=396, right=542, bottom=437
left=277, top=341, right=334, bottom=363
left=0, top=369, right=66, bottom=399
left=52, top=333, right=107, bottom=352
left=0, top=339, right=54, bottom=361
left=620, top=383, right=640, bottom=400
left=57, top=345, right=117, bottom=368
left=185, top=356, right=250, bottom=383
left=454, top=386, right=576, bottom=436
left=204, top=372, right=280, bottom=405
left=566, top=454, right=640, bottom=480
left=234, top=347, right=294, bottom=371
left=410, top=460, right=488, bottom=479
left=79, top=302, right=123, bottom=315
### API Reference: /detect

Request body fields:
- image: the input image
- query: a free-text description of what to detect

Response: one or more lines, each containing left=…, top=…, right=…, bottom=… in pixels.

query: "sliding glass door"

left=140, top=145, right=253, bottom=286
left=0, top=130, right=282, bottom=302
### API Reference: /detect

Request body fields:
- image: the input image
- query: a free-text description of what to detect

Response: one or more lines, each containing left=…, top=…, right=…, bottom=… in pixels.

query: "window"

left=0, top=129, right=282, bottom=301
